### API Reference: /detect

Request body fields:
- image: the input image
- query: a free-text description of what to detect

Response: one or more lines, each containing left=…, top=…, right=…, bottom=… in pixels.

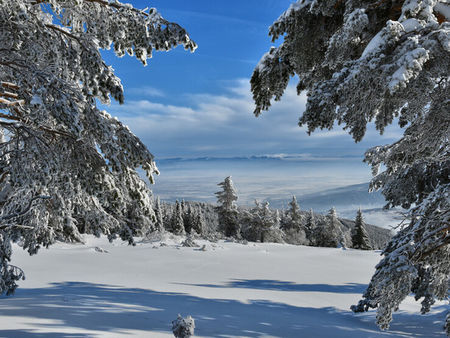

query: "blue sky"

left=102, top=0, right=403, bottom=160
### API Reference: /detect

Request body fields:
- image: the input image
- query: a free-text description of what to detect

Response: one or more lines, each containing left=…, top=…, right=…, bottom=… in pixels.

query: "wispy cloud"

left=106, top=79, right=403, bottom=159
left=126, top=86, right=166, bottom=98
left=156, top=7, right=269, bottom=29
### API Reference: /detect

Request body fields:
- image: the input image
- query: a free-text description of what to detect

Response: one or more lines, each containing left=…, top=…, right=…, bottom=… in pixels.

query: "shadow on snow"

left=0, top=281, right=446, bottom=337
left=180, top=279, right=368, bottom=294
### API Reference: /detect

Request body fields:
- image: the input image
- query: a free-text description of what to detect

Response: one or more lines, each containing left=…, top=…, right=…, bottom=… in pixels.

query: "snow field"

left=1, top=235, right=447, bottom=337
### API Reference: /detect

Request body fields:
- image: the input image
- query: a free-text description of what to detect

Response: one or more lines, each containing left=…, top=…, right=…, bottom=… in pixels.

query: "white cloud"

left=126, top=86, right=166, bottom=98
left=106, top=79, right=403, bottom=158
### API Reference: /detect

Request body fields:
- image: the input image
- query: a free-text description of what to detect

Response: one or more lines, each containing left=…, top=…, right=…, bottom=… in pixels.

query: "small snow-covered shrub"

left=172, top=314, right=195, bottom=338
left=181, top=236, right=200, bottom=248
left=144, top=230, right=166, bottom=243
left=283, top=228, right=308, bottom=245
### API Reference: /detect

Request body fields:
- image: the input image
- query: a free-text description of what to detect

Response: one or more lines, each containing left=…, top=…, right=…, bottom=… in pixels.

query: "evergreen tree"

left=0, top=0, right=195, bottom=295
left=182, top=202, right=193, bottom=234
left=284, top=196, right=303, bottom=231
left=153, top=197, right=165, bottom=233
left=259, top=201, right=274, bottom=243
left=0, top=231, right=23, bottom=295
left=315, top=207, right=341, bottom=248
left=172, top=201, right=185, bottom=236
left=266, top=208, right=285, bottom=244
left=191, top=208, right=205, bottom=236
left=352, top=209, right=372, bottom=250
left=215, top=176, right=240, bottom=238
left=162, top=203, right=172, bottom=232
left=242, top=201, right=284, bottom=243
left=304, top=208, right=316, bottom=244
left=274, top=209, right=281, bottom=229
left=252, top=0, right=449, bottom=331
left=282, top=197, right=308, bottom=245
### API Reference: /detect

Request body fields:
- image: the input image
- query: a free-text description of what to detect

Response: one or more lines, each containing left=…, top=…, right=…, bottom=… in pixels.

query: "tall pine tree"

left=154, top=197, right=165, bottom=233
left=304, top=208, right=316, bottom=244
left=315, top=207, right=341, bottom=248
left=352, top=209, right=372, bottom=250
left=284, top=196, right=303, bottom=231
left=172, top=201, right=185, bottom=236
left=215, top=176, right=240, bottom=238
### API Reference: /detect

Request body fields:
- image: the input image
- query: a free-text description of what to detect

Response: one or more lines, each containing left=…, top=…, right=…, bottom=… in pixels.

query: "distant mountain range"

left=157, top=154, right=363, bottom=163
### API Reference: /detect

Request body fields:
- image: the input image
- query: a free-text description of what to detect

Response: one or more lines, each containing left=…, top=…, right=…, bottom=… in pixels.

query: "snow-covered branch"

left=0, top=0, right=196, bottom=295
left=0, top=195, right=51, bottom=222
left=252, top=0, right=449, bottom=333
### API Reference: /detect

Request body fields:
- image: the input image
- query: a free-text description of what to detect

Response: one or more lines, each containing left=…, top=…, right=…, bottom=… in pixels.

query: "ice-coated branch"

left=0, top=0, right=196, bottom=295
left=0, top=195, right=51, bottom=222
left=252, top=0, right=449, bottom=332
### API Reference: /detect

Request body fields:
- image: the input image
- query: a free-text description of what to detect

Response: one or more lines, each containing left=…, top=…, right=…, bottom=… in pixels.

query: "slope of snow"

left=1, top=235, right=447, bottom=337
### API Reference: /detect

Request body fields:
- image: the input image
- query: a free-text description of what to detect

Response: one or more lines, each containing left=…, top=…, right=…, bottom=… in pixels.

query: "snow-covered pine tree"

left=315, top=207, right=341, bottom=248
left=259, top=201, right=274, bottom=243
left=215, top=176, right=240, bottom=238
left=284, top=196, right=303, bottom=231
left=181, top=201, right=193, bottom=234
left=282, top=197, right=308, bottom=245
left=274, top=209, right=281, bottom=228
left=252, top=0, right=449, bottom=331
left=191, top=207, right=205, bottom=236
left=172, top=201, right=185, bottom=236
left=0, top=231, right=23, bottom=295
left=162, top=202, right=173, bottom=232
left=154, top=197, right=165, bottom=233
left=0, top=0, right=196, bottom=295
left=352, top=208, right=372, bottom=250
left=304, top=208, right=316, bottom=243
left=242, top=201, right=284, bottom=243
left=266, top=208, right=285, bottom=243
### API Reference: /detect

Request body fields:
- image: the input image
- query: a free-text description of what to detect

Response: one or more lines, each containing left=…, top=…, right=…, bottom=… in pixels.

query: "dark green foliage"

left=352, top=209, right=372, bottom=250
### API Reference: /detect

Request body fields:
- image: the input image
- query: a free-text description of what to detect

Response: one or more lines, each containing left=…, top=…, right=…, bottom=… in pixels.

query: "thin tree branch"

left=0, top=113, right=75, bottom=140
left=32, top=0, right=164, bottom=21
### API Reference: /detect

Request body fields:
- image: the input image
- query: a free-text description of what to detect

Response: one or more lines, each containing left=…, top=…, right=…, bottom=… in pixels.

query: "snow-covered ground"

left=1, top=235, right=447, bottom=337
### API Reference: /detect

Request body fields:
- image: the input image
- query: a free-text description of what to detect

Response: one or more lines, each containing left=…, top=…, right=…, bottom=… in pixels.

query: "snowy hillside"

left=1, top=235, right=446, bottom=337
